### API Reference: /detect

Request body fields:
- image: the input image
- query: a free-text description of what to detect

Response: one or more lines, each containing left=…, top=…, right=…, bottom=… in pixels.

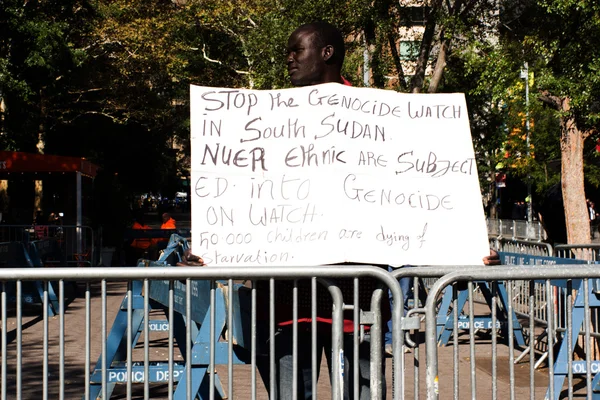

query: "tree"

left=9, top=0, right=597, bottom=247
left=519, top=0, right=600, bottom=244
left=448, top=0, right=600, bottom=244
left=348, top=0, right=500, bottom=93
left=0, top=0, right=94, bottom=152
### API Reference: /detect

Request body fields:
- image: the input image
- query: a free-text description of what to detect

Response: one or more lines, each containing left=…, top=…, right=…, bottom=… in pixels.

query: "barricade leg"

left=88, top=308, right=146, bottom=398
left=88, top=281, right=146, bottom=399
left=437, top=282, right=526, bottom=346
left=592, top=372, right=600, bottom=399
left=477, top=282, right=525, bottom=346
left=546, top=284, right=600, bottom=400
left=36, top=280, right=59, bottom=317
left=172, top=287, right=229, bottom=399
left=437, top=287, right=469, bottom=345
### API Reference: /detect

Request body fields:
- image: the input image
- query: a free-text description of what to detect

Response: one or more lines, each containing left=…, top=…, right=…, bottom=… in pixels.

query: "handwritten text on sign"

left=190, top=83, right=489, bottom=266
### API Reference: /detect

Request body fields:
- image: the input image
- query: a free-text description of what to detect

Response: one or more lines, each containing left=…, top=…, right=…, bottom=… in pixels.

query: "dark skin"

left=286, top=27, right=342, bottom=86
left=484, top=249, right=500, bottom=265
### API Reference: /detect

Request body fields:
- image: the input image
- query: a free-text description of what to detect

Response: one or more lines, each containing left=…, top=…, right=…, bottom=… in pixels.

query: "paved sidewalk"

left=1, top=281, right=580, bottom=399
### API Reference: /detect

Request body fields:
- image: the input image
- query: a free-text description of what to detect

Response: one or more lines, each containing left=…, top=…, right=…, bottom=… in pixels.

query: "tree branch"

left=201, top=44, right=250, bottom=75
left=67, top=111, right=121, bottom=124
left=427, top=36, right=449, bottom=93
left=538, top=90, right=563, bottom=110
left=410, top=0, right=442, bottom=93
left=388, top=32, right=408, bottom=91
left=427, top=0, right=465, bottom=93
left=583, top=127, right=597, bottom=141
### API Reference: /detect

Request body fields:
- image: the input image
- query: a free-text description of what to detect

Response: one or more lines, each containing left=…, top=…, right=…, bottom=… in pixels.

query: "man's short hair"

left=297, top=21, right=345, bottom=67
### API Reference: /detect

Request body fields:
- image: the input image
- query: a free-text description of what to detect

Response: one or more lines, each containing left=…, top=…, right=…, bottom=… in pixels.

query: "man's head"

left=161, top=213, right=170, bottom=223
left=287, top=22, right=345, bottom=86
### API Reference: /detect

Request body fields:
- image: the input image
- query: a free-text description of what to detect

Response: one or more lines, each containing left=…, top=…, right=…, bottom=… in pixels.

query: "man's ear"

left=322, top=45, right=334, bottom=62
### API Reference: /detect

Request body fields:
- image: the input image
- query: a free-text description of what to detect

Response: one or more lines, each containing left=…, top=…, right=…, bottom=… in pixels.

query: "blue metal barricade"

left=0, top=241, right=60, bottom=316
left=423, top=264, right=600, bottom=400
left=84, top=235, right=401, bottom=399
left=0, top=224, right=96, bottom=267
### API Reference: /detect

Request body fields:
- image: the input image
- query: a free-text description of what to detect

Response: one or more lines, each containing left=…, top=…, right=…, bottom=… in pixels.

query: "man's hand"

left=483, top=249, right=500, bottom=266
left=177, top=249, right=206, bottom=266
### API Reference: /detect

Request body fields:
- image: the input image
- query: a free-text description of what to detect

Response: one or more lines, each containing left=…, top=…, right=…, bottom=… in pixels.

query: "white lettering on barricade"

left=457, top=320, right=504, bottom=330
left=107, top=368, right=183, bottom=382
left=191, top=84, right=489, bottom=266
left=108, top=371, right=145, bottom=383
left=148, top=321, right=170, bottom=332
left=571, top=361, right=600, bottom=374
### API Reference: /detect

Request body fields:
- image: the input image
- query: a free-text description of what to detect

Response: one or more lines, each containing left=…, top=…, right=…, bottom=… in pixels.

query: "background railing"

left=487, top=218, right=547, bottom=242
left=0, top=224, right=96, bottom=267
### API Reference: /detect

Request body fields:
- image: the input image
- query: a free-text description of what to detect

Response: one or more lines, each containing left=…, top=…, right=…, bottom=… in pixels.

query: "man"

left=261, top=22, right=504, bottom=397
left=588, top=199, right=598, bottom=239
left=160, top=212, right=177, bottom=230
left=154, top=212, right=177, bottom=250
left=256, top=21, right=384, bottom=400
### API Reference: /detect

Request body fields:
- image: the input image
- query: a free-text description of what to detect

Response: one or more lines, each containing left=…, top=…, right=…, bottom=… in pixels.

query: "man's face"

left=287, top=29, right=325, bottom=87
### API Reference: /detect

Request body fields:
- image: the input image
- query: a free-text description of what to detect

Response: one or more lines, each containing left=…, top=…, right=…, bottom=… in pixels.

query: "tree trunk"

left=427, top=38, right=448, bottom=93
left=37, top=88, right=46, bottom=154
left=409, top=0, right=441, bottom=93
left=559, top=97, right=590, bottom=245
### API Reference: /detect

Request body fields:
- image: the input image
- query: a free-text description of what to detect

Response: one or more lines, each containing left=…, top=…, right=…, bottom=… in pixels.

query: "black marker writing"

left=250, top=176, right=310, bottom=200
left=308, top=89, right=402, bottom=118
left=376, top=225, right=410, bottom=250
left=407, top=103, right=461, bottom=119
left=248, top=203, right=318, bottom=226
left=242, top=117, right=306, bottom=143
left=270, top=92, right=299, bottom=109
left=201, top=143, right=267, bottom=172
left=285, top=144, right=346, bottom=167
left=201, top=90, right=258, bottom=116
left=343, top=174, right=453, bottom=210
left=396, top=151, right=475, bottom=177
left=319, top=113, right=385, bottom=141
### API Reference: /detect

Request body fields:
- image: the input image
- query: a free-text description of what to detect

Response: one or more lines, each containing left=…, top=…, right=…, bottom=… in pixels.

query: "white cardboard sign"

left=190, top=83, right=489, bottom=266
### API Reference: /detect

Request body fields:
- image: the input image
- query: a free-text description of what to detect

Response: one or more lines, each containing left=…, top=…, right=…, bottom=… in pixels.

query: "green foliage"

left=238, top=0, right=368, bottom=89
left=1, top=0, right=599, bottom=233
left=0, top=0, right=94, bottom=151
left=531, top=1, right=600, bottom=118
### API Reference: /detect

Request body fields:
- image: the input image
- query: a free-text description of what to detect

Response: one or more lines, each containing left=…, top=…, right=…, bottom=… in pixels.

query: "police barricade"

left=391, top=265, right=525, bottom=347
left=123, top=228, right=192, bottom=265
left=422, top=265, right=600, bottom=400
left=553, top=244, right=600, bottom=301
left=0, top=262, right=404, bottom=399
left=486, top=240, right=554, bottom=328
left=487, top=219, right=547, bottom=241
left=554, top=244, right=600, bottom=262
left=0, top=241, right=60, bottom=316
left=28, top=238, right=67, bottom=267
left=500, top=253, right=592, bottom=369
left=390, top=265, right=528, bottom=400
left=0, top=224, right=96, bottom=267
left=490, top=237, right=553, bottom=257
left=499, top=252, right=600, bottom=399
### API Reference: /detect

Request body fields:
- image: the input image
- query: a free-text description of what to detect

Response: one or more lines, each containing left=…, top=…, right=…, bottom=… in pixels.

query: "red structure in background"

left=0, top=151, right=99, bottom=226
left=0, top=151, right=99, bottom=176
